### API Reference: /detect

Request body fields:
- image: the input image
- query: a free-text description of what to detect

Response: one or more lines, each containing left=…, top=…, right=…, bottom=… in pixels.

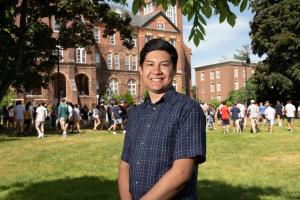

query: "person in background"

left=220, top=102, right=230, bottom=134
left=73, top=104, right=82, bottom=133
left=58, top=98, right=69, bottom=137
left=284, top=100, right=296, bottom=132
left=14, top=101, right=25, bottom=135
left=264, top=101, right=275, bottom=133
left=108, top=100, right=123, bottom=135
left=230, top=103, right=241, bottom=133
left=24, top=103, right=32, bottom=134
left=237, top=102, right=246, bottom=132
left=275, top=100, right=283, bottom=127
left=92, top=104, right=101, bottom=131
left=2, top=105, right=9, bottom=128
left=247, top=100, right=260, bottom=134
left=35, top=102, right=48, bottom=138
left=259, top=102, right=266, bottom=125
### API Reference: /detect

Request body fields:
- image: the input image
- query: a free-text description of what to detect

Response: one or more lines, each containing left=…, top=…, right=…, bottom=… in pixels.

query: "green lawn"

left=0, top=120, right=299, bottom=200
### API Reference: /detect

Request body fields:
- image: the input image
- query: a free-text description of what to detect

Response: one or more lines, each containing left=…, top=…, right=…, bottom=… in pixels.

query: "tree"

left=123, top=90, right=135, bottom=105
left=250, top=0, right=300, bottom=101
left=226, top=81, right=257, bottom=104
left=0, top=0, right=134, bottom=102
left=132, top=0, right=250, bottom=46
left=233, top=44, right=251, bottom=62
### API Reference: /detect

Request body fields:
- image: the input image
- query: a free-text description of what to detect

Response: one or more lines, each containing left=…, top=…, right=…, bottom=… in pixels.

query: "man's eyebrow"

left=145, top=60, right=171, bottom=63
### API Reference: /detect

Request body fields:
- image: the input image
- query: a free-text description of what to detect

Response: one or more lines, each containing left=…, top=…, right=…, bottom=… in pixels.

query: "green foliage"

left=143, top=89, right=149, bottom=101
left=112, top=94, right=122, bottom=104
left=0, top=89, right=15, bottom=108
left=132, top=0, right=250, bottom=46
left=250, top=0, right=300, bottom=101
left=0, top=0, right=135, bottom=102
left=226, top=81, right=257, bottom=104
left=123, top=90, right=135, bottom=105
left=233, top=44, right=251, bottom=62
left=209, top=98, right=220, bottom=108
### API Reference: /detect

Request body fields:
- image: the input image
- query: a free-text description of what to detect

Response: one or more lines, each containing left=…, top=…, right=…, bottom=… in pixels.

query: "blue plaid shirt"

left=121, top=87, right=206, bottom=199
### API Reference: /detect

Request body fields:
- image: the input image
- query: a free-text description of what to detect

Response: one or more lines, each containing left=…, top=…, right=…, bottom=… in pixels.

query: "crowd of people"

left=201, top=100, right=300, bottom=134
left=0, top=98, right=134, bottom=138
left=0, top=98, right=299, bottom=137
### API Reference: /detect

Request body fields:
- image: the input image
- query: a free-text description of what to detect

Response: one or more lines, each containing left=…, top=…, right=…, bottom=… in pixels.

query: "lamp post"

left=244, top=57, right=250, bottom=106
left=57, top=47, right=60, bottom=104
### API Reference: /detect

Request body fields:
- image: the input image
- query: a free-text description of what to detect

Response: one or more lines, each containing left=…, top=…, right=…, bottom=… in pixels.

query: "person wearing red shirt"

left=220, top=102, right=230, bottom=133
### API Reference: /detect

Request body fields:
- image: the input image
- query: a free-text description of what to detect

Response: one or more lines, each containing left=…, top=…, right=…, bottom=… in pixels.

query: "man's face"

left=139, top=50, right=175, bottom=94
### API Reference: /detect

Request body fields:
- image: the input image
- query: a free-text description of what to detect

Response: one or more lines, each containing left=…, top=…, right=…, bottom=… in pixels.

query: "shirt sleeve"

left=174, top=102, right=206, bottom=165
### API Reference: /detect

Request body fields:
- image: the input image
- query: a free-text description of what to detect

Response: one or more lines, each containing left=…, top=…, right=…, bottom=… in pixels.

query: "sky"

left=123, top=1, right=264, bottom=84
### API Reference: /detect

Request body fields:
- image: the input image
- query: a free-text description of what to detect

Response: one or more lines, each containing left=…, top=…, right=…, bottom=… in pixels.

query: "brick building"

left=16, top=1, right=191, bottom=108
left=195, top=61, right=256, bottom=102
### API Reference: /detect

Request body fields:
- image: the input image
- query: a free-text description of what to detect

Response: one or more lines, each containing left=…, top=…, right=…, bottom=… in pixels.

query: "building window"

left=210, top=71, right=215, bottom=80
left=211, top=96, right=215, bottom=100
left=114, top=53, right=120, bottom=70
left=169, top=38, right=176, bottom=47
left=94, top=28, right=100, bottom=43
left=110, top=34, right=115, bottom=45
left=211, top=83, right=215, bottom=92
left=217, top=83, right=221, bottom=92
left=217, top=95, right=221, bottom=101
left=109, top=78, right=119, bottom=94
left=133, top=37, right=137, bottom=47
left=125, top=54, right=130, bottom=70
left=145, top=35, right=153, bottom=43
left=107, top=52, right=112, bottom=69
left=53, top=18, right=60, bottom=32
left=201, top=72, right=205, bottom=81
left=234, top=81, right=239, bottom=90
left=76, top=48, right=86, bottom=63
left=127, top=79, right=136, bottom=95
left=144, top=1, right=155, bottom=15
left=96, top=79, right=100, bottom=94
left=216, top=70, right=220, bottom=79
left=132, top=54, right=137, bottom=71
left=95, top=52, right=101, bottom=69
left=157, top=23, right=165, bottom=30
left=166, top=4, right=177, bottom=25
left=234, top=68, right=238, bottom=78
left=172, top=80, right=177, bottom=90
left=56, top=46, right=64, bottom=62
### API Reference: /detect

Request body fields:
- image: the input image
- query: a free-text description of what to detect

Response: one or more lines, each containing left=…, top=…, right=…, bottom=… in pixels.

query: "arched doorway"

left=52, top=73, right=66, bottom=98
left=75, top=74, right=89, bottom=95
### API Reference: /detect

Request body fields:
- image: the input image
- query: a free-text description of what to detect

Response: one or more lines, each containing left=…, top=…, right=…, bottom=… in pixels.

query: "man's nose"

left=152, top=65, right=163, bottom=74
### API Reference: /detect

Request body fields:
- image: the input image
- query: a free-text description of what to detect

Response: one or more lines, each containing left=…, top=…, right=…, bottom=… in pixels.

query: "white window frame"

left=234, top=68, right=238, bottom=78
left=132, top=54, right=137, bottom=71
left=56, top=46, right=64, bottom=62
left=216, top=70, right=220, bottom=79
left=243, top=69, right=246, bottom=78
left=95, top=52, right=101, bottom=68
left=110, top=34, right=115, bottom=45
left=109, top=78, right=119, bottom=94
left=145, top=35, right=153, bottom=43
left=125, top=54, right=130, bottom=70
left=217, top=83, right=221, bottom=92
left=166, top=4, right=177, bottom=25
left=210, top=71, right=215, bottom=80
left=114, top=53, right=120, bottom=70
left=94, top=27, right=100, bottom=43
left=169, top=38, right=176, bottom=47
left=127, top=79, right=136, bottom=95
left=157, top=23, right=165, bottom=30
left=133, top=37, right=137, bottom=47
left=200, top=72, right=205, bottom=81
left=144, top=1, right=155, bottom=15
left=217, top=95, right=221, bottom=101
left=211, top=83, right=215, bottom=92
left=76, top=48, right=86, bottom=63
left=107, top=52, right=112, bottom=69
left=234, top=81, right=239, bottom=90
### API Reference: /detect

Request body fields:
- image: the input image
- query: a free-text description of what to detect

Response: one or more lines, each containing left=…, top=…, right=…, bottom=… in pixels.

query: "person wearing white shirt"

left=35, top=102, right=48, bottom=138
left=264, top=102, right=275, bottom=133
left=285, top=100, right=296, bottom=132
left=237, top=103, right=246, bottom=132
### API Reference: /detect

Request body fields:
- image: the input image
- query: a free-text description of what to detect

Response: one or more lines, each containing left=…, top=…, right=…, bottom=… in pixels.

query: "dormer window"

left=157, top=23, right=165, bottom=30
left=144, top=1, right=155, bottom=15
left=166, top=4, right=177, bottom=25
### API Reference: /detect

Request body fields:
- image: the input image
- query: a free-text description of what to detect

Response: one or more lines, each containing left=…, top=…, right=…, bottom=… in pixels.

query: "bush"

left=123, top=91, right=134, bottom=105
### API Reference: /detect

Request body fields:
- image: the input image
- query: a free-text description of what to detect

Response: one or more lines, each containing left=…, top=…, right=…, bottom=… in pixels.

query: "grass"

left=0, top=120, right=300, bottom=200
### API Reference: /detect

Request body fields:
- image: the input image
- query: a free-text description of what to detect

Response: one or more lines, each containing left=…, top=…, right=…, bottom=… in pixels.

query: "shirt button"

left=141, top=142, right=144, bottom=145
left=147, top=124, right=150, bottom=127
left=153, top=107, right=156, bottom=110
left=135, top=181, right=138, bottom=184
left=137, top=161, right=140, bottom=165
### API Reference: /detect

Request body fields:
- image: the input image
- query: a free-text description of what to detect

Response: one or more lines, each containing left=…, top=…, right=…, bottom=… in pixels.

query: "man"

left=284, top=100, right=296, bottom=132
left=264, top=102, right=275, bottom=133
left=220, top=102, right=230, bottom=134
left=230, top=103, right=241, bottom=133
left=35, top=102, right=48, bottom=138
left=247, top=100, right=260, bottom=134
left=118, top=39, right=206, bottom=200
left=14, top=100, right=25, bottom=135
left=275, top=100, right=283, bottom=126
left=58, top=98, right=69, bottom=137
left=237, top=102, right=246, bottom=131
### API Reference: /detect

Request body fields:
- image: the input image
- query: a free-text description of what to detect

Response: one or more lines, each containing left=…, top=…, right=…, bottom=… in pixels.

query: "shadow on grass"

left=0, top=137, right=20, bottom=143
left=2, top=176, right=119, bottom=200
left=2, top=177, right=298, bottom=200
left=197, top=180, right=299, bottom=200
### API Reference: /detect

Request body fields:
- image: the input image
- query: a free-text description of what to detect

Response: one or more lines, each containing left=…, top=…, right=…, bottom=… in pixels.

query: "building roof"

left=194, top=61, right=257, bottom=71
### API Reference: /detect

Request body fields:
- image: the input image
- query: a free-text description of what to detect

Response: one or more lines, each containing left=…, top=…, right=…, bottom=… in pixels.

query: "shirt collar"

left=143, top=86, right=177, bottom=107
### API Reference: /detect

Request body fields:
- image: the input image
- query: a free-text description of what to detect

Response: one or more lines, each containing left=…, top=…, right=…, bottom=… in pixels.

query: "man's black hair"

left=139, top=38, right=178, bottom=71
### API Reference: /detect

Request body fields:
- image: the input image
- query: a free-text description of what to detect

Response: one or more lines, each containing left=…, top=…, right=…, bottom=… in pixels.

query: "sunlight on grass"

left=0, top=120, right=299, bottom=199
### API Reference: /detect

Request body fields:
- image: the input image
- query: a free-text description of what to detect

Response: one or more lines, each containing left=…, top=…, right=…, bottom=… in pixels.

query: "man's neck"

left=149, top=92, right=165, bottom=104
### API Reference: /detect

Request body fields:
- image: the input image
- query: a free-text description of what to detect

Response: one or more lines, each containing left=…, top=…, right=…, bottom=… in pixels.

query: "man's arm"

left=140, top=158, right=195, bottom=200
left=118, top=160, right=132, bottom=200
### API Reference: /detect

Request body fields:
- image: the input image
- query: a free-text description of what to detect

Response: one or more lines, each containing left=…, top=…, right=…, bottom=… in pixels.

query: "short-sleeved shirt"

left=36, top=106, right=48, bottom=122
left=259, top=105, right=266, bottom=115
left=275, top=104, right=283, bottom=115
left=15, top=105, right=25, bottom=120
left=121, top=87, right=206, bottom=200
left=264, top=107, right=275, bottom=120
left=112, top=105, right=122, bottom=120
left=220, top=105, right=230, bottom=120
left=230, top=106, right=241, bottom=120
left=58, top=103, right=69, bottom=119
left=285, top=103, right=296, bottom=118
left=248, top=104, right=259, bottom=118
